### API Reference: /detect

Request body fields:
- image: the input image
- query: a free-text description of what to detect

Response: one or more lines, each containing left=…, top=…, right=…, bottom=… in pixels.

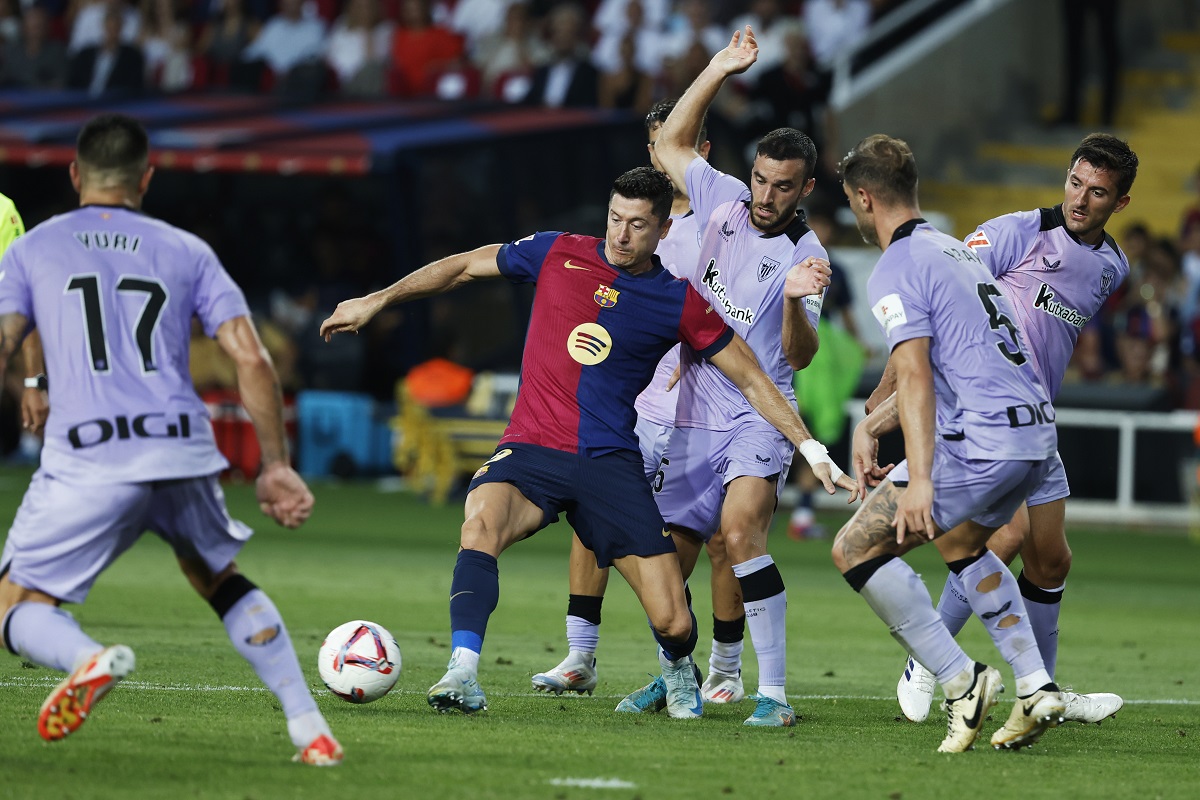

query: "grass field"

left=1, top=466, right=1198, bottom=800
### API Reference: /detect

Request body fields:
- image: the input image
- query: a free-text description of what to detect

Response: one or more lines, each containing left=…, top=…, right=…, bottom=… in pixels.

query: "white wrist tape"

left=799, top=439, right=845, bottom=483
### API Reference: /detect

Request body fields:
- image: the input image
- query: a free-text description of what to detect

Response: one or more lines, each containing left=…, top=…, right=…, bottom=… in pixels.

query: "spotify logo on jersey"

left=567, top=323, right=612, bottom=365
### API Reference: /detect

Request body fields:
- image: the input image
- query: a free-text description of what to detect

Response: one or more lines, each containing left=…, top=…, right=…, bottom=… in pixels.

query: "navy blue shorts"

left=467, top=443, right=676, bottom=568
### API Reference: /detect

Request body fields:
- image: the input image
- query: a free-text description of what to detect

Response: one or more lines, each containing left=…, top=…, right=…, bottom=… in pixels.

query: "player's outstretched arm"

left=709, top=333, right=859, bottom=501
left=320, top=244, right=503, bottom=341
left=216, top=315, right=314, bottom=529
left=851, top=392, right=897, bottom=490
left=656, top=26, right=758, bottom=189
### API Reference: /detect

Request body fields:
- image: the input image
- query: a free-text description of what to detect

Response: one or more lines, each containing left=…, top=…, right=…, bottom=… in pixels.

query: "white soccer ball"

left=318, top=620, right=401, bottom=704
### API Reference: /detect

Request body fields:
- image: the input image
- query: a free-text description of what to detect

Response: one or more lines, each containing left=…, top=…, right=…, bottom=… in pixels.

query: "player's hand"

left=665, top=364, right=681, bottom=391
left=811, top=462, right=861, bottom=503
left=893, top=480, right=935, bottom=545
left=851, top=422, right=893, bottom=490
left=784, top=257, right=832, bottom=299
left=21, top=387, right=48, bottom=435
left=711, top=26, right=758, bottom=76
left=320, top=294, right=384, bottom=342
left=256, top=463, right=315, bottom=529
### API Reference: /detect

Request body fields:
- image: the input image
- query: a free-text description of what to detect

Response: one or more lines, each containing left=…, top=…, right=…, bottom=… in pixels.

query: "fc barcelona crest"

left=758, top=257, right=780, bottom=283
left=594, top=284, right=620, bottom=308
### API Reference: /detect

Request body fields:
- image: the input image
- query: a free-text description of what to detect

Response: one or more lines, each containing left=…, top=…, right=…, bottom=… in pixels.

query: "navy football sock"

left=449, top=549, right=500, bottom=654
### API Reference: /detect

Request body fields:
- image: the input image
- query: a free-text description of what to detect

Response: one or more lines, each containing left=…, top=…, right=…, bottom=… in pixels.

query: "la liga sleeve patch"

left=871, top=293, right=908, bottom=336
left=965, top=229, right=991, bottom=249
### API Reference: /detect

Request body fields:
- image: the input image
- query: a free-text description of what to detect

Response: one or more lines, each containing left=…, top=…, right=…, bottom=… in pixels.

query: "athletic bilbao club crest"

left=594, top=284, right=620, bottom=308
left=1100, top=270, right=1114, bottom=294
left=758, top=257, right=780, bottom=282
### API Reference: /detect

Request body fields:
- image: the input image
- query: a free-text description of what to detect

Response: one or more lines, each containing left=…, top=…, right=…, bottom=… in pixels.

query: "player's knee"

left=1027, top=545, right=1072, bottom=586
left=651, top=610, right=693, bottom=643
left=459, top=516, right=501, bottom=552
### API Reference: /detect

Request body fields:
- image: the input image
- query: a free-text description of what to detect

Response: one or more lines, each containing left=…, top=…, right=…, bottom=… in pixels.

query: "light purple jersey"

left=673, top=157, right=825, bottom=431
left=868, top=220, right=1056, bottom=461
left=634, top=209, right=701, bottom=427
left=0, top=205, right=250, bottom=484
left=964, top=205, right=1128, bottom=399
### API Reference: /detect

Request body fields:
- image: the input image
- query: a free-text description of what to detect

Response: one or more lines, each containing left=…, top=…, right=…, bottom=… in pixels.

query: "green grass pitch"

left=1, top=466, right=1197, bottom=799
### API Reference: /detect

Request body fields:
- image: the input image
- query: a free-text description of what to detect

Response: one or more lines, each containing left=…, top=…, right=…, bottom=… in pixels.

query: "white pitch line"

left=1, top=677, right=1195, bottom=705
left=548, top=778, right=637, bottom=789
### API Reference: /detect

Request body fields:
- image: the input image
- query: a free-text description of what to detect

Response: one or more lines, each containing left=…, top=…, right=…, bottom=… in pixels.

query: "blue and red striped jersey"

left=496, top=231, right=732, bottom=456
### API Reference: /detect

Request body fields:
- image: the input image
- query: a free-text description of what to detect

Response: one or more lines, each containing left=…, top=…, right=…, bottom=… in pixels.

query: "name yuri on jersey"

left=74, top=231, right=142, bottom=254
left=701, top=260, right=755, bottom=324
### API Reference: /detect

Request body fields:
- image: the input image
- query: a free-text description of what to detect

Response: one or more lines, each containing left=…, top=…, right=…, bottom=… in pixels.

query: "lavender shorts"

left=1, top=470, right=252, bottom=604
left=653, top=421, right=793, bottom=541
left=886, top=439, right=1055, bottom=531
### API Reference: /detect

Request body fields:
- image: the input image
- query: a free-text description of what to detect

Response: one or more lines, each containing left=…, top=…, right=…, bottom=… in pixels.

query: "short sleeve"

left=496, top=231, right=562, bottom=284
left=193, top=242, right=251, bottom=338
left=685, top=158, right=749, bottom=225
left=679, top=284, right=733, bottom=358
left=964, top=210, right=1039, bottom=279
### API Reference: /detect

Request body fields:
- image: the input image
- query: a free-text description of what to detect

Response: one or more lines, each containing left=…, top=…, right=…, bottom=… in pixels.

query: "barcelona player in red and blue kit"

left=321, top=167, right=856, bottom=719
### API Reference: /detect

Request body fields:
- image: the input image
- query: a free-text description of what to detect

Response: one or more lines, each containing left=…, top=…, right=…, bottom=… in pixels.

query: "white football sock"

left=935, top=571, right=973, bottom=637
left=733, top=555, right=787, bottom=702
left=222, top=589, right=318, bottom=722
left=958, top=552, right=1047, bottom=686
left=2, top=602, right=103, bottom=672
left=857, top=558, right=974, bottom=687
left=565, top=615, right=600, bottom=655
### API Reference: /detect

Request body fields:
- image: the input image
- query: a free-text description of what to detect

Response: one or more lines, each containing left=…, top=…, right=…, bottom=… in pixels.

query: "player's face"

left=1062, top=158, right=1129, bottom=244
left=646, top=123, right=667, bottom=175
left=606, top=194, right=668, bottom=270
left=749, top=156, right=813, bottom=234
left=842, top=181, right=879, bottom=247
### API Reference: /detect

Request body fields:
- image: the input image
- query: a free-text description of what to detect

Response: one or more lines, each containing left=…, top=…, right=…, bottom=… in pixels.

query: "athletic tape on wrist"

left=799, top=439, right=845, bottom=483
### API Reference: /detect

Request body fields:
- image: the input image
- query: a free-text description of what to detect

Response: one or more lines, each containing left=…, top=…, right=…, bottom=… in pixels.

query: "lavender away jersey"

left=868, top=220, right=1056, bottom=461
left=0, top=206, right=249, bottom=484
left=965, top=205, right=1128, bottom=399
left=673, top=157, right=825, bottom=430
left=634, top=209, right=701, bottom=427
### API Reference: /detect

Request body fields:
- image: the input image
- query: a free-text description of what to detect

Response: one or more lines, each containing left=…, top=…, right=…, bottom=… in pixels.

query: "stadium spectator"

left=67, top=0, right=139, bottom=54
left=139, top=0, right=194, bottom=91
left=0, top=5, right=68, bottom=88
left=325, top=0, right=393, bottom=96
left=597, top=30, right=654, bottom=113
left=197, top=0, right=260, bottom=86
left=0, top=0, right=19, bottom=45
left=661, top=0, right=727, bottom=66
left=240, top=0, right=327, bottom=85
left=591, top=0, right=668, bottom=39
left=591, top=0, right=667, bottom=79
left=67, top=7, right=146, bottom=95
left=447, top=0, right=517, bottom=56
left=473, top=0, right=548, bottom=100
left=0, top=112, right=341, bottom=765
left=728, top=0, right=792, bottom=84
left=802, top=0, right=872, bottom=75
left=388, top=0, right=464, bottom=96
left=520, top=2, right=597, bottom=108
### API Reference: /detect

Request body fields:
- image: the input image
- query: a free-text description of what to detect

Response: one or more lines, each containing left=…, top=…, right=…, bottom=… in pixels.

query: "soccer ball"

left=318, top=620, right=401, bottom=703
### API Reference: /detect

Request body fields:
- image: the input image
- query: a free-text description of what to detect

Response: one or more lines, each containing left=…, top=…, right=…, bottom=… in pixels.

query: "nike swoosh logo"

left=962, top=691, right=984, bottom=729
left=449, top=591, right=474, bottom=601
left=1021, top=700, right=1040, bottom=717
left=564, top=260, right=590, bottom=271
left=662, top=528, right=672, bottom=537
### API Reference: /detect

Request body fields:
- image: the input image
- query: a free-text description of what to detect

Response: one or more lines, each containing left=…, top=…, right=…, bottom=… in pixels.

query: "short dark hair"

left=645, top=99, right=707, bottom=147
left=76, top=114, right=149, bottom=188
left=1069, top=133, right=1138, bottom=196
left=611, top=166, right=673, bottom=224
left=838, top=134, right=919, bottom=206
left=755, top=128, right=818, bottom=182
